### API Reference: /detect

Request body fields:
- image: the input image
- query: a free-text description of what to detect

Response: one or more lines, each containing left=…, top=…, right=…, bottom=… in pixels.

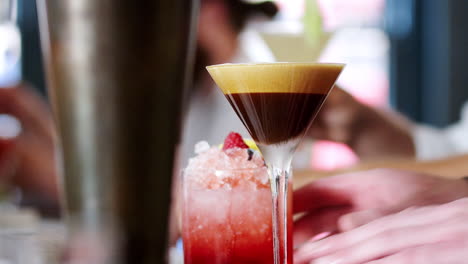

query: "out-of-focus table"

left=293, top=153, right=468, bottom=189
left=38, top=221, right=65, bottom=264
left=0, top=206, right=64, bottom=264
left=293, top=169, right=331, bottom=189
left=30, top=154, right=468, bottom=263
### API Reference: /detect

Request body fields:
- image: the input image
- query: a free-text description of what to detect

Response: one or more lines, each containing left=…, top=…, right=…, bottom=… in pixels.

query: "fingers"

left=338, top=208, right=395, bottom=231
left=366, top=240, right=468, bottom=264
left=338, top=200, right=449, bottom=232
left=299, top=222, right=466, bottom=264
left=305, top=224, right=441, bottom=264
left=296, top=206, right=439, bottom=259
left=295, top=201, right=468, bottom=264
left=294, top=206, right=351, bottom=247
left=293, top=176, right=351, bottom=214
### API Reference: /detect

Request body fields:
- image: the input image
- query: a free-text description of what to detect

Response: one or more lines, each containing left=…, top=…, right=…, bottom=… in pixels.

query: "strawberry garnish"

left=222, top=132, right=249, bottom=151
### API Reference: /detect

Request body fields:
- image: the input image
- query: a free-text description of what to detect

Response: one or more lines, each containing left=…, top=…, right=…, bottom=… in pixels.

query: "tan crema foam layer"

left=206, top=63, right=344, bottom=94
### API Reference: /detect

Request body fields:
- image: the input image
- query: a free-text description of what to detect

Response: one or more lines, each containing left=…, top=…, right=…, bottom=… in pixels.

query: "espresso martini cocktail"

left=207, top=63, right=344, bottom=264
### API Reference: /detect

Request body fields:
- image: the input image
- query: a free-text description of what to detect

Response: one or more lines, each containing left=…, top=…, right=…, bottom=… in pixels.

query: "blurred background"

left=2, top=0, right=468, bottom=170
left=1, top=0, right=468, bottom=262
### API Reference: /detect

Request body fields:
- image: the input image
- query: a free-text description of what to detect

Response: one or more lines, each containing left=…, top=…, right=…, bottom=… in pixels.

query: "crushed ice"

left=186, top=145, right=269, bottom=189
left=194, top=141, right=210, bottom=154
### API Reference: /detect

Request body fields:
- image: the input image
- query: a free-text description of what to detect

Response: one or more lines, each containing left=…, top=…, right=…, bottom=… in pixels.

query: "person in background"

left=181, top=0, right=278, bottom=165
left=0, top=0, right=279, bottom=211
left=311, top=86, right=468, bottom=161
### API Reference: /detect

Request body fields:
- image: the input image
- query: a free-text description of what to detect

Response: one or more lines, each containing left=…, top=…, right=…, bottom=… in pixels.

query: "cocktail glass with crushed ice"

left=182, top=135, right=292, bottom=264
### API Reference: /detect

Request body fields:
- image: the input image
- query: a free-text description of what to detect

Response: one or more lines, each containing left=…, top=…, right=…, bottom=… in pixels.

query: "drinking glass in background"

left=0, top=0, right=21, bottom=204
left=182, top=166, right=293, bottom=263
left=0, top=0, right=21, bottom=87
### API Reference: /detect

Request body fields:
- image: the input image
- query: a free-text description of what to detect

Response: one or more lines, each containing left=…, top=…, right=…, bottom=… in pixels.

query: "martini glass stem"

left=268, top=164, right=291, bottom=264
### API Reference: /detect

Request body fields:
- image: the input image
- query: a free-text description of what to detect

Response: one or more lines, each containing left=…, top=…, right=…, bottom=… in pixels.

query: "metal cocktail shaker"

left=37, top=0, right=197, bottom=263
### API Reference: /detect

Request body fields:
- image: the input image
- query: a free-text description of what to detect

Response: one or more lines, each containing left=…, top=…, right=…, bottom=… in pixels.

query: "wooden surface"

left=293, top=154, right=468, bottom=189
left=293, top=169, right=331, bottom=189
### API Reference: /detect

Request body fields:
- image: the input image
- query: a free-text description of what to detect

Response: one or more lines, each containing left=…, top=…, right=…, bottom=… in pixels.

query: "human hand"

left=0, top=84, right=58, bottom=201
left=295, top=198, right=468, bottom=264
left=309, top=87, right=415, bottom=159
left=293, top=169, right=468, bottom=247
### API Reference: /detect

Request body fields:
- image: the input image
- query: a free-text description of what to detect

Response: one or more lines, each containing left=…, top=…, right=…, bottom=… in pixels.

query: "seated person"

left=311, top=87, right=468, bottom=161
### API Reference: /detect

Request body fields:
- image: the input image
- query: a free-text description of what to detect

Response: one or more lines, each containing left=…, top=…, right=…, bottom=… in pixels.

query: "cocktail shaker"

left=37, top=0, right=197, bottom=263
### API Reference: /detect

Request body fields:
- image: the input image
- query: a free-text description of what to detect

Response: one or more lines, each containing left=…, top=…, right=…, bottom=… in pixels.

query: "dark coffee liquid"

left=224, top=92, right=327, bottom=144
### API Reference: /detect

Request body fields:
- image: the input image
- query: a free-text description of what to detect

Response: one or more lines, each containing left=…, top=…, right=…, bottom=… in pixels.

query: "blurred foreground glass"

left=37, top=0, right=197, bottom=263
left=182, top=167, right=293, bottom=263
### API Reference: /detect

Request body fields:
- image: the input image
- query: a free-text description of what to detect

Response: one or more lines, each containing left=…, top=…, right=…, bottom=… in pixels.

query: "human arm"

left=0, top=84, right=59, bottom=202
left=295, top=198, right=468, bottom=264
left=309, top=87, right=415, bottom=160
left=293, top=169, right=468, bottom=247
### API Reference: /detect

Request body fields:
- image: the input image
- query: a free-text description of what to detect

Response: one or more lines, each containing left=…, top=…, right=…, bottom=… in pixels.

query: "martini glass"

left=207, top=63, right=344, bottom=264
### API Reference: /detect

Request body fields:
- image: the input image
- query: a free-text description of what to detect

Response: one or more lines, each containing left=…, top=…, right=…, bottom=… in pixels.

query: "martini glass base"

left=258, top=141, right=297, bottom=264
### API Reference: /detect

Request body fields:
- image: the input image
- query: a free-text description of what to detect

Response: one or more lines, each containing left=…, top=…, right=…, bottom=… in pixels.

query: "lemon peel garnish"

left=219, top=138, right=259, bottom=152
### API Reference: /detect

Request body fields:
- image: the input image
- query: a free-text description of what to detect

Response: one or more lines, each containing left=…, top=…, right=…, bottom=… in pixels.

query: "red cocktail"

left=182, top=139, right=292, bottom=264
